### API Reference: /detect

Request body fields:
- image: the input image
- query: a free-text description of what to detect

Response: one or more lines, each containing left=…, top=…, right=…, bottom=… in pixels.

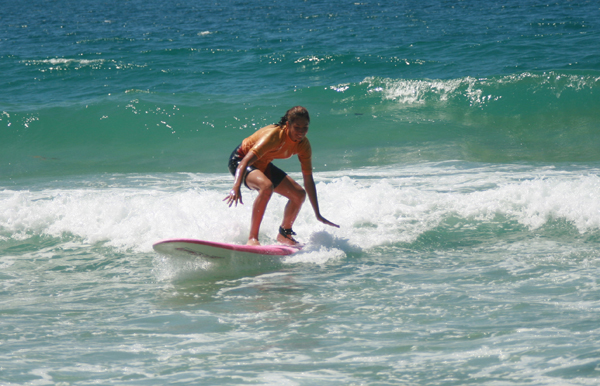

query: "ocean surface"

left=2, top=0, right=600, bottom=384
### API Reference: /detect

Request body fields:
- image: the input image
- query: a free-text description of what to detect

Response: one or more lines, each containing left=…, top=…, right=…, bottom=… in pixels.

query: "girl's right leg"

left=244, top=169, right=274, bottom=245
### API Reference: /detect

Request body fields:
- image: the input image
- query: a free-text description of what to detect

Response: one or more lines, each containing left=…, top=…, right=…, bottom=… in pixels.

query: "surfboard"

left=152, top=238, right=301, bottom=260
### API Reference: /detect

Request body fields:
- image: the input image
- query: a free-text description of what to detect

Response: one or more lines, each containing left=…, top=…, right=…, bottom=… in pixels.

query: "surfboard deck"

left=152, top=238, right=301, bottom=260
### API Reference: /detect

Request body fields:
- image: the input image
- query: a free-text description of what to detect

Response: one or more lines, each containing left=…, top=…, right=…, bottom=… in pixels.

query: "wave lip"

left=363, top=70, right=600, bottom=106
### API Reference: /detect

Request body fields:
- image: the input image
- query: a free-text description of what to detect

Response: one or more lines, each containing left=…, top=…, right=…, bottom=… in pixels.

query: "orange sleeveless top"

left=240, top=124, right=312, bottom=174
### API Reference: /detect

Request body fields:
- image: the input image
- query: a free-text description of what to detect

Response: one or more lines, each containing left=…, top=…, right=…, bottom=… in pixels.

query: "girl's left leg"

left=274, top=175, right=306, bottom=244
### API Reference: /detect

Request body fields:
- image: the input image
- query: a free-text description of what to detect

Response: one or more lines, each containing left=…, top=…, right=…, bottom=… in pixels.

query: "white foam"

left=362, top=72, right=600, bottom=107
left=1, top=165, right=599, bottom=259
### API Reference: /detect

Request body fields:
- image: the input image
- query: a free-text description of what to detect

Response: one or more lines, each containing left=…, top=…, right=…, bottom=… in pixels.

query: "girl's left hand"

left=317, top=214, right=339, bottom=228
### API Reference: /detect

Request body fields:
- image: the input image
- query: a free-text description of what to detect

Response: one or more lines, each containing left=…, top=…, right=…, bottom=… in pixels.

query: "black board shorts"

left=228, top=145, right=287, bottom=189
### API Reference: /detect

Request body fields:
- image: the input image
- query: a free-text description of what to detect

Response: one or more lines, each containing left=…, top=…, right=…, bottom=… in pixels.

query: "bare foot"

left=246, top=238, right=260, bottom=246
left=277, top=233, right=298, bottom=246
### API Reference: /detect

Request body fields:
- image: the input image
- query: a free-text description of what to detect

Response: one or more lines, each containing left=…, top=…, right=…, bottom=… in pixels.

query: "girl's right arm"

left=223, top=152, right=258, bottom=207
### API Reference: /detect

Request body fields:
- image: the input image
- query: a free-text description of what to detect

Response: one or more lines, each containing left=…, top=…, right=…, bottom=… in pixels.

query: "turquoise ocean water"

left=2, top=0, right=600, bottom=384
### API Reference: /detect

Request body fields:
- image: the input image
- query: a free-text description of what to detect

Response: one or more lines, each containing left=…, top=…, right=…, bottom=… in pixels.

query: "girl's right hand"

left=223, top=188, right=243, bottom=207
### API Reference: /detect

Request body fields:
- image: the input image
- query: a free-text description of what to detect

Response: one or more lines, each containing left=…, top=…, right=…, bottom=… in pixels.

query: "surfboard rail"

left=152, top=238, right=301, bottom=259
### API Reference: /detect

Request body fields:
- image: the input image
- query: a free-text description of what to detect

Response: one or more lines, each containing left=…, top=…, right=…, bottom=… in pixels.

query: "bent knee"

left=257, top=182, right=274, bottom=196
left=294, top=187, right=306, bottom=204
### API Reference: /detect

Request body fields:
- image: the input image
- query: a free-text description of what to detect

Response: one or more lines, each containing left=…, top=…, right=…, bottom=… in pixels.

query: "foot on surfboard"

left=277, top=226, right=299, bottom=246
left=246, top=238, right=261, bottom=246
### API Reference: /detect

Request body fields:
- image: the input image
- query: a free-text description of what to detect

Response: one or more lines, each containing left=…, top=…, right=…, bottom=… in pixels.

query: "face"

left=286, top=118, right=309, bottom=142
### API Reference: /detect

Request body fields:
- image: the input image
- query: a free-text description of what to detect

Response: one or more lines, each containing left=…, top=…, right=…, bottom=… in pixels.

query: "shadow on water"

left=153, top=252, right=286, bottom=284
left=152, top=230, right=362, bottom=308
left=153, top=230, right=361, bottom=283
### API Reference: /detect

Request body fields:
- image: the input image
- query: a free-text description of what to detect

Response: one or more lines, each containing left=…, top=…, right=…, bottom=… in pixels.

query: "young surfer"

left=224, top=106, right=339, bottom=246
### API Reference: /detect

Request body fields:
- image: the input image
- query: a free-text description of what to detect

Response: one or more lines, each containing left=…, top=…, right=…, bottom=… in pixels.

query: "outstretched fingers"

left=223, top=190, right=243, bottom=207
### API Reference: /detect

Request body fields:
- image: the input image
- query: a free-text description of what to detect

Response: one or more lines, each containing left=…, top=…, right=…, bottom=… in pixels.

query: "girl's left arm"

left=303, top=172, right=339, bottom=228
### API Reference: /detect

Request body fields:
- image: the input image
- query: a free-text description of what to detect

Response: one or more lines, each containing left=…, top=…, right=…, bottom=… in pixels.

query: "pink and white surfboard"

left=152, top=238, right=301, bottom=260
